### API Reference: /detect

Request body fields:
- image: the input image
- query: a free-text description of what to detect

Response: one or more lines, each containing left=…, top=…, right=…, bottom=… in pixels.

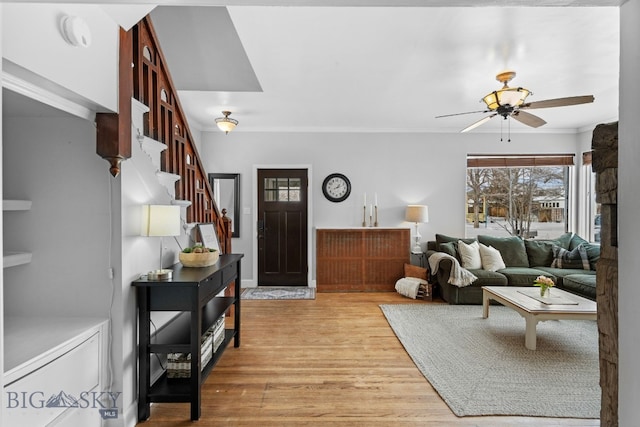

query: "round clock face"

left=322, top=173, right=351, bottom=202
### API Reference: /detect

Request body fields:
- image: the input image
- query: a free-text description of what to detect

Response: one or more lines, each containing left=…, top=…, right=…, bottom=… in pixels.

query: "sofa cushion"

left=524, top=239, right=555, bottom=267
left=535, top=266, right=595, bottom=286
left=458, top=240, right=482, bottom=269
left=479, top=244, right=506, bottom=272
left=562, top=274, right=597, bottom=300
left=478, top=235, right=529, bottom=267
left=551, top=245, right=590, bottom=270
left=463, top=268, right=508, bottom=287
left=497, top=267, right=555, bottom=286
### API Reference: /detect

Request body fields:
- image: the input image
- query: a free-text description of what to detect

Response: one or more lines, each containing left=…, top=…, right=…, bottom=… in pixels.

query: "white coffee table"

left=482, top=286, right=597, bottom=350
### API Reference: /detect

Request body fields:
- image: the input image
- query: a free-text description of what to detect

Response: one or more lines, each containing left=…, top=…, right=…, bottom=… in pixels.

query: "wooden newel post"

left=221, top=209, right=232, bottom=254
left=96, top=28, right=132, bottom=177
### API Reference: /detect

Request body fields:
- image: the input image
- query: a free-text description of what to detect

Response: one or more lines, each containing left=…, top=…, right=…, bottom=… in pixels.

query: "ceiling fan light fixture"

left=482, top=87, right=531, bottom=110
left=215, top=111, right=238, bottom=134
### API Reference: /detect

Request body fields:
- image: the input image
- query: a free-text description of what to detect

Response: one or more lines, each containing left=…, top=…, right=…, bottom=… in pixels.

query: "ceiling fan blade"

left=511, top=110, right=547, bottom=128
left=521, top=95, right=595, bottom=110
left=461, top=113, right=497, bottom=133
left=435, top=109, right=490, bottom=119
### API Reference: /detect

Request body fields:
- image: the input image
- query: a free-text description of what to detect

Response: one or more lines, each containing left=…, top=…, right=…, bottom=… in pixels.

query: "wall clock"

left=322, top=173, right=351, bottom=202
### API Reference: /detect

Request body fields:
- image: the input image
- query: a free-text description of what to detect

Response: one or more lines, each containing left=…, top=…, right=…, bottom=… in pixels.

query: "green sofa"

left=426, top=232, right=599, bottom=305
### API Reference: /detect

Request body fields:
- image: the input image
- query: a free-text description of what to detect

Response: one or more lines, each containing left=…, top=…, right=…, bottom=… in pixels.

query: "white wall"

left=2, top=4, right=119, bottom=112
left=117, top=110, right=193, bottom=425
left=0, top=3, right=4, bottom=394
left=201, top=130, right=581, bottom=283
left=2, top=114, right=113, bottom=317
left=618, top=1, right=639, bottom=424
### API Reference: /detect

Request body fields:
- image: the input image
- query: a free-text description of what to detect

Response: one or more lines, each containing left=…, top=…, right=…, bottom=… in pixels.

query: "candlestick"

left=374, top=205, right=378, bottom=227
left=370, top=204, right=373, bottom=227
left=362, top=205, right=367, bottom=227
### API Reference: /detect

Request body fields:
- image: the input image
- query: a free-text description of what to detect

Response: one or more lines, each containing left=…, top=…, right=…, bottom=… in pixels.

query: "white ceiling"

left=5, top=2, right=621, bottom=135
left=150, top=5, right=620, bottom=134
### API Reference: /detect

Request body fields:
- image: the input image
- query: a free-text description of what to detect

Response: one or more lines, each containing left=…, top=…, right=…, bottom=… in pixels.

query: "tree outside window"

left=466, top=166, right=567, bottom=239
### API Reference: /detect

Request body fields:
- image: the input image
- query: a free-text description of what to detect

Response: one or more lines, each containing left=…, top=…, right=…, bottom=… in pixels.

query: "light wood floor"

left=138, top=292, right=600, bottom=426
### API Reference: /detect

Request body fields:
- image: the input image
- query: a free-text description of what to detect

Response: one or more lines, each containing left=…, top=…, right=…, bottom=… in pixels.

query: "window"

left=582, top=151, right=601, bottom=243
left=264, top=177, right=301, bottom=202
left=466, top=154, right=573, bottom=239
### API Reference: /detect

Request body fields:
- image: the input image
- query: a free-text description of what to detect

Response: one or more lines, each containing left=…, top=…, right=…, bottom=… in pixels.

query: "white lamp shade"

left=405, top=205, right=429, bottom=223
left=141, top=205, right=181, bottom=237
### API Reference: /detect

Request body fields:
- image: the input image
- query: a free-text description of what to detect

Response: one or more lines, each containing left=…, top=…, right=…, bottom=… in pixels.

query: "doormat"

left=241, top=287, right=316, bottom=300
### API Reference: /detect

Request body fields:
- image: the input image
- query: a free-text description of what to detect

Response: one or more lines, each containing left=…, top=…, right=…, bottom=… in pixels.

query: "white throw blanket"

left=395, top=277, right=425, bottom=299
left=428, top=252, right=478, bottom=287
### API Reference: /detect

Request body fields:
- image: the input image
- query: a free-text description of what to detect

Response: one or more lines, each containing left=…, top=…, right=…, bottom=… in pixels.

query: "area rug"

left=380, top=304, right=600, bottom=418
left=241, top=287, right=316, bottom=300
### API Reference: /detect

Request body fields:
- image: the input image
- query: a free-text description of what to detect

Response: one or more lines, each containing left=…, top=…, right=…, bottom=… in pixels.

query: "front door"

left=257, top=169, right=308, bottom=286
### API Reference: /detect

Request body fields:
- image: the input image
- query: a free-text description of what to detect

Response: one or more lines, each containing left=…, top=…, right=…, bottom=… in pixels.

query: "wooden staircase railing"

left=97, top=18, right=231, bottom=253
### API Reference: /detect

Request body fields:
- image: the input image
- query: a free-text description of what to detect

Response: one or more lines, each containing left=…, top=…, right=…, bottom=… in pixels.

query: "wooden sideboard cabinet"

left=133, top=254, right=243, bottom=421
left=316, top=228, right=410, bottom=292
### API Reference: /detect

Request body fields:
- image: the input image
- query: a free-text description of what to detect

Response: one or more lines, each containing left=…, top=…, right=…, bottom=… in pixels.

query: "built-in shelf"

left=3, top=199, right=32, bottom=211
left=3, top=200, right=33, bottom=267
left=3, top=251, right=32, bottom=268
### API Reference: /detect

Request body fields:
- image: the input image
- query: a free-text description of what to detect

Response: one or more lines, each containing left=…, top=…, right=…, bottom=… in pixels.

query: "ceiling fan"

left=436, top=70, right=595, bottom=133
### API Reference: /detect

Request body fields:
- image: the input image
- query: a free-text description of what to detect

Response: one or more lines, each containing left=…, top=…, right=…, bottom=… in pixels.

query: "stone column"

left=592, top=122, right=618, bottom=426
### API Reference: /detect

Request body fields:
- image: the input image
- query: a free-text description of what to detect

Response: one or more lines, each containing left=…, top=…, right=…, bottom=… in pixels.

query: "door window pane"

left=289, top=178, right=301, bottom=201
left=264, top=177, right=303, bottom=202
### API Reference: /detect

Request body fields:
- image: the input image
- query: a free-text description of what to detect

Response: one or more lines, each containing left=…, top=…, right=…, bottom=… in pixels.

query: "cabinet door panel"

left=4, top=333, right=100, bottom=426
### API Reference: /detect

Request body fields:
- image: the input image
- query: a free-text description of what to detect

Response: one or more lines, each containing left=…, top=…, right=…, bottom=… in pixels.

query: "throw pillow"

left=551, top=244, right=590, bottom=270
left=477, top=235, right=529, bottom=267
left=569, top=234, right=589, bottom=250
left=555, top=232, right=574, bottom=249
left=435, top=234, right=475, bottom=251
left=404, top=263, right=428, bottom=281
left=524, top=239, right=555, bottom=267
left=457, top=240, right=482, bottom=269
left=583, top=243, right=601, bottom=270
left=439, top=241, right=458, bottom=259
left=479, top=243, right=506, bottom=272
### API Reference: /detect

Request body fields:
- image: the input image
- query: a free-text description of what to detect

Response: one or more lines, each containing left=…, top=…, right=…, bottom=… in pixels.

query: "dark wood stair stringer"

left=96, top=17, right=231, bottom=253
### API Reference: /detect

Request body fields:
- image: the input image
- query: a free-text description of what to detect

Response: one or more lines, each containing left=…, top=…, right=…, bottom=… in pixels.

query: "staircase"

left=96, top=17, right=231, bottom=253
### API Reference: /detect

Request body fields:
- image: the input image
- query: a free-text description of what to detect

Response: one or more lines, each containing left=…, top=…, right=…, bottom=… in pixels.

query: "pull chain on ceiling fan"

left=436, top=70, right=595, bottom=135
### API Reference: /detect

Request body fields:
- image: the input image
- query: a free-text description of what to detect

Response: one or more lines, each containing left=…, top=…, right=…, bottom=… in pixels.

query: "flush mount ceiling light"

left=215, top=111, right=238, bottom=134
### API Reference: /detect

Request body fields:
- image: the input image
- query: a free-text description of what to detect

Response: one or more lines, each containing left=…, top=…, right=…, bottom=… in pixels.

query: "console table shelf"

left=148, top=329, right=234, bottom=400
left=133, top=254, right=243, bottom=421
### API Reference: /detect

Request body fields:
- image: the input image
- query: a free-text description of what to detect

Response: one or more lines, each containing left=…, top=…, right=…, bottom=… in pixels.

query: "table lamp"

left=141, top=204, right=181, bottom=280
left=405, top=205, right=429, bottom=254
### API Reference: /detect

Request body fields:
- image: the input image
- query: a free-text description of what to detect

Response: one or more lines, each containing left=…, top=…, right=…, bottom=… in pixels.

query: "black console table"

left=133, top=253, right=243, bottom=421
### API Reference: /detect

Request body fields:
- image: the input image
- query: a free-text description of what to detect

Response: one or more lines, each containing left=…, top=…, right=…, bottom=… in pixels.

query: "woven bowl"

left=179, top=250, right=219, bottom=267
